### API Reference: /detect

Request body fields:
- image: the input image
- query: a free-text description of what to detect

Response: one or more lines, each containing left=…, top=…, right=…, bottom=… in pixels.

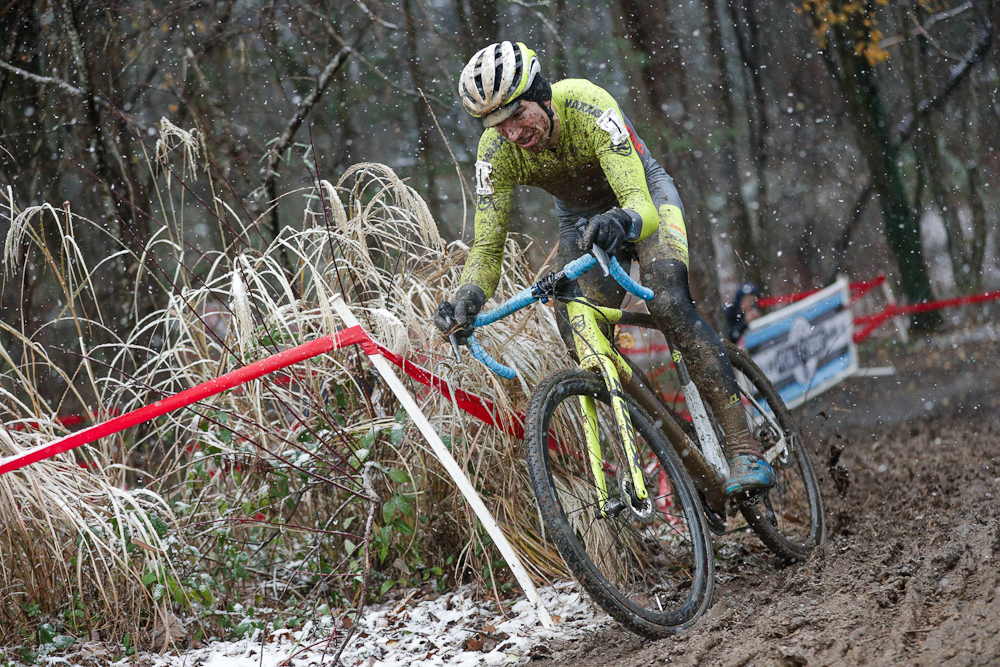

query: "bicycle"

left=456, top=247, right=824, bottom=636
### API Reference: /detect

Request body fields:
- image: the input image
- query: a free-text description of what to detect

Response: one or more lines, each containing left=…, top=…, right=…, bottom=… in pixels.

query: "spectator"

left=725, top=282, right=761, bottom=343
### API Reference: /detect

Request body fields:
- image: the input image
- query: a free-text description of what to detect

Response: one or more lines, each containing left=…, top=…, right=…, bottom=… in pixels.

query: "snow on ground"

left=120, top=582, right=607, bottom=667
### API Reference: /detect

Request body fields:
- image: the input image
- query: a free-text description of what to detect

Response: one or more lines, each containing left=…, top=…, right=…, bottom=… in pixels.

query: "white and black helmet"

left=460, top=41, right=546, bottom=127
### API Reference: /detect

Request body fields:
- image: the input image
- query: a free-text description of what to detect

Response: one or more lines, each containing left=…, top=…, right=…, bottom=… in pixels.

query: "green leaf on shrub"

left=378, top=525, right=392, bottom=563
left=382, top=495, right=412, bottom=522
left=149, top=513, right=170, bottom=538
left=37, top=623, right=55, bottom=644
left=142, top=571, right=158, bottom=586
left=386, top=468, right=410, bottom=484
left=380, top=579, right=395, bottom=595
left=53, top=637, right=77, bottom=653
left=392, top=518, right=414, bottom=536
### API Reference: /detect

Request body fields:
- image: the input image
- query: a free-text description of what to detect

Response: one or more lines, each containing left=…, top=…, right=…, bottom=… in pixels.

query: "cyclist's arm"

left=458, top=141, right=515, bottom=300
left=588, top=92, right=659, bottom=242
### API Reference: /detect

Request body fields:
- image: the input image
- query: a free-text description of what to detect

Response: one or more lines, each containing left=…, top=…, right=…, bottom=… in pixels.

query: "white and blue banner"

left=742, top=277, right=857, bottom=410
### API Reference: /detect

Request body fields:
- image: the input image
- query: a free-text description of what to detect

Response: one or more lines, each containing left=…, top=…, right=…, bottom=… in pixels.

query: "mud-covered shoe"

left=725, top=454, right=776, bottom=497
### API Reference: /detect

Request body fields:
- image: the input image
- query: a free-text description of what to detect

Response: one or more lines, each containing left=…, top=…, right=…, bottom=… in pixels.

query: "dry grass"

left=0, top=120, right=578, bottom=648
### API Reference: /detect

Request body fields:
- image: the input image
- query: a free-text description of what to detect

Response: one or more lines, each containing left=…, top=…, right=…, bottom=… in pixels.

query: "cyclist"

left=433, top=41, right=774, bottom=497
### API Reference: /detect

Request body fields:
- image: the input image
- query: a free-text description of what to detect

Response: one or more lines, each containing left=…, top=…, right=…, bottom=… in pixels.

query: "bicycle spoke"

left=727, top=342, right=824, bottom=561
left=525, top=369, right=714, bottom=635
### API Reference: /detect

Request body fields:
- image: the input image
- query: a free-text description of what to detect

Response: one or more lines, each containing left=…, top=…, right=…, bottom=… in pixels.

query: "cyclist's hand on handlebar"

left=577, top=208, right=632, bottom=254
left=433, top=284, right=486, bottom=342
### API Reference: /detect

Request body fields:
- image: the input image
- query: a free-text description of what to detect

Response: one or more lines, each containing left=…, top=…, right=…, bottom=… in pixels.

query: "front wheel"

left=726, top=341, right=825, bottom=562
left=524, top=369, right=714, bottom=637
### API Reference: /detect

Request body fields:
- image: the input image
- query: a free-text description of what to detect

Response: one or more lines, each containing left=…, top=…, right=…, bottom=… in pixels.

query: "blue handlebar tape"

left=562, top=255, right=597, bottom=281
left=609, top=257, right=655, bottom=300
left=468, top=253, right=652, bottom=378
left=475, top=287, right=535, bottom=327
left=468, top=334, right=517, bottom=379
left=564, top=254, right=654, bottom=300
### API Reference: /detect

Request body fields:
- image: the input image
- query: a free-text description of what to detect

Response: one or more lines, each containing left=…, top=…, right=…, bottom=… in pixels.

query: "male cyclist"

left=433, top=41, right=774, bottom=497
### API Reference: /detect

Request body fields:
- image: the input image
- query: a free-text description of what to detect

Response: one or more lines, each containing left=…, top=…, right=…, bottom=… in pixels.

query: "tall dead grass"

left=0, top=119, right=576, bottom=649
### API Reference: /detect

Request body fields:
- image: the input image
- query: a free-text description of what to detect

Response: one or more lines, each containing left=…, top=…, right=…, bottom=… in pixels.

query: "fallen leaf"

left=465, top=634, right=484, bottom=651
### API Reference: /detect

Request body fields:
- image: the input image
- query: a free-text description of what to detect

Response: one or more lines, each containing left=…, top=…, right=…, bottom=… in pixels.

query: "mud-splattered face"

left=494, top=101, right=557, bottom=153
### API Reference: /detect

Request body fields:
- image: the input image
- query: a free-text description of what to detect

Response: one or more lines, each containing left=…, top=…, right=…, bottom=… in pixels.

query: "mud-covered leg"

left=635, top=209, right=774, bottom=497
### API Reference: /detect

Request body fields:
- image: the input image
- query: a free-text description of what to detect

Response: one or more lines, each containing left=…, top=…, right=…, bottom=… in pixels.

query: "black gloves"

left=433, top=284, right=486, bottom=342
left=577, top=207, right=634, bottom=255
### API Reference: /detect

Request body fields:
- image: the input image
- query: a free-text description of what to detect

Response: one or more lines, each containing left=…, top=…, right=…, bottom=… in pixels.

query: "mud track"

left=540, top=331, right=1000, bottom=667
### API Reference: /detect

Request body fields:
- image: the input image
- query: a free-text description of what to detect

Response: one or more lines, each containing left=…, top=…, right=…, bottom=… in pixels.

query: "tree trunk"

left=705, top=0, right=762, bottom=289
left=725, top=0, right=770, bottom=260
left=835, top=48, right=939, bottom=329
left=908, top=0, right=971, bottom=294
left=456, top=0, right=498, bottom=56
left=548, top=0, right=568, bottom=80
left=404, top=0, right=441, bottom=222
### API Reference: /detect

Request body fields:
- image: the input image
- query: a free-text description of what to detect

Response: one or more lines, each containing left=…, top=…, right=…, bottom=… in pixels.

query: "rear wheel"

left=725, top=342, right=825, bottom=562
left=524, top=369, right=714, bottom=637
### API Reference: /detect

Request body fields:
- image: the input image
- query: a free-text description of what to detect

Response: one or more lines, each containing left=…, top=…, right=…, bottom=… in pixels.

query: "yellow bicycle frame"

left=566, top=299, right=650, bottom=516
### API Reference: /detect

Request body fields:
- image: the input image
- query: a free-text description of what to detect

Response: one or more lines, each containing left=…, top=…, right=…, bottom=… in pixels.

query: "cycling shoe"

left=725, top=454, right=776, bottom=497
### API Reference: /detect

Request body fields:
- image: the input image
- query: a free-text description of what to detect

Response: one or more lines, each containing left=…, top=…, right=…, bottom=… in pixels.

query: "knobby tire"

left=524, top=370, right=714, bottom=637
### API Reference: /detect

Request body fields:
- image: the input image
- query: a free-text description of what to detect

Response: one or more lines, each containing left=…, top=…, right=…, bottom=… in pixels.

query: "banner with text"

left=742, top=276, right=857, bottom=410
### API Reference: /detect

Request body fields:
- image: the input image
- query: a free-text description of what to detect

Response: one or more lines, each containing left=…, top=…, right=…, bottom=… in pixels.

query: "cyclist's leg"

left=635, top=167, right=774, bottom=496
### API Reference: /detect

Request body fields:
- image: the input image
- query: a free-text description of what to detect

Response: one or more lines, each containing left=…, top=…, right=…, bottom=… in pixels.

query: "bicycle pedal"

left=737, top=488, right=771, bottom=509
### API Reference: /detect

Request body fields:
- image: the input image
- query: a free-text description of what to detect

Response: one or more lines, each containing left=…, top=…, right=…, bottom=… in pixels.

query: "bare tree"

left=705, top=0, right=764, bottom=289
left=801, top=0, right=940, bottom=329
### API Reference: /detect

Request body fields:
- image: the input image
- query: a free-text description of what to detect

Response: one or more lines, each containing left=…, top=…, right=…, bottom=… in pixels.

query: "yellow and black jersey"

left=461, top=78, right=660, bottom=299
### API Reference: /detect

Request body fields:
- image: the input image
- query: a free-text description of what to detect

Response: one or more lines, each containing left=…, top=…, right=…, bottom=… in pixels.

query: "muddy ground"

left=540, top=327, right=1000, bottom=667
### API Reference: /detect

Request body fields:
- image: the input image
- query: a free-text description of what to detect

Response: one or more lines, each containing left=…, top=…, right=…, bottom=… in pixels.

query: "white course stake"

left=331, top=296, right=554, bottom=629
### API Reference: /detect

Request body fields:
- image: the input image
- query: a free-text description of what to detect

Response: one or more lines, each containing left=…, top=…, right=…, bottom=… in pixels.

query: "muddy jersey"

left=461, top=79, right=661, bottom=299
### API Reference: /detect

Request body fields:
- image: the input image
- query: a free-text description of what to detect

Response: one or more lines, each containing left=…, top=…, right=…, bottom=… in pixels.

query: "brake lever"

left=591, top=246, right=612, bottom=277
left=449, top=333, right=462, bottom=363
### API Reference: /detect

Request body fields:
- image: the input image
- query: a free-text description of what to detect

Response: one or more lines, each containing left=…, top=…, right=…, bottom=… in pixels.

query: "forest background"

left=2, top=0, right=999, bottom=385
left=0, top=0, right=998, bottom=657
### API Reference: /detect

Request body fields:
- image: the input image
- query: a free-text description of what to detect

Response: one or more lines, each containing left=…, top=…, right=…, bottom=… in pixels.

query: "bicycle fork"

left=566, top=301, right=650, bottom=519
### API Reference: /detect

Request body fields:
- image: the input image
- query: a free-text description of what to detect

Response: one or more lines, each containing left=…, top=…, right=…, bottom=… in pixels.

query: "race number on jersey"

left=597, top=107, right=629, bottom=146
left=475, top=160, right=494, bottom=195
